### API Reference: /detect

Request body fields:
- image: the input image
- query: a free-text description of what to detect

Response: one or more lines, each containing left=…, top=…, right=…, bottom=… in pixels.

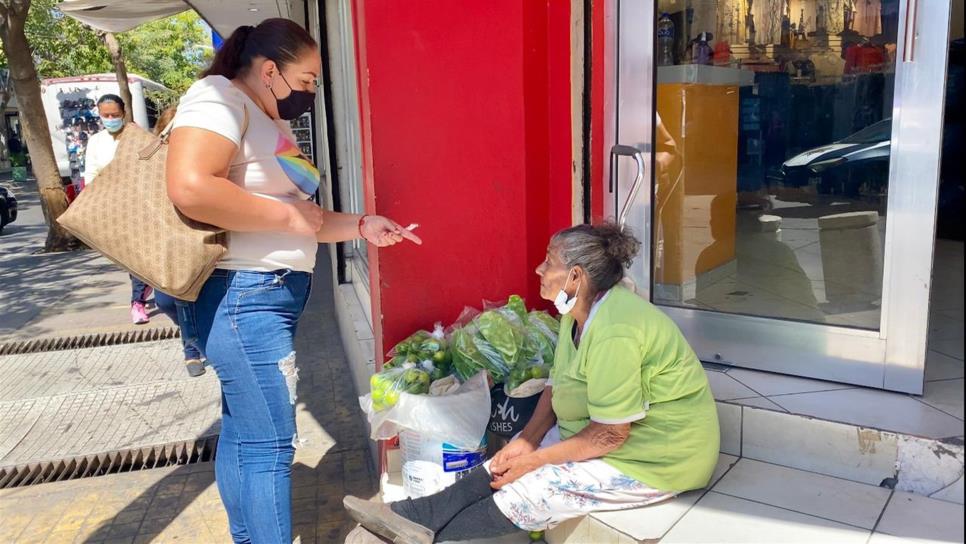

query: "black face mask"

left=271, top=72, right=315, bottom=121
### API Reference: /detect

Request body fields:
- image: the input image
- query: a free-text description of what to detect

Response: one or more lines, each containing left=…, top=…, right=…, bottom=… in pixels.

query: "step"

left=543, top=399, right=963, bottom=544
left=547, top=456, right=963, bottom=543
left=713, top=400, right=964, bottom=502
left=378, top=398, right=962, bottom=543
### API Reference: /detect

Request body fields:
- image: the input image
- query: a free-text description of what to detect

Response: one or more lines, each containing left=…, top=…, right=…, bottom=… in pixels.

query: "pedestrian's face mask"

left=102, top=117, right=124, bottom=133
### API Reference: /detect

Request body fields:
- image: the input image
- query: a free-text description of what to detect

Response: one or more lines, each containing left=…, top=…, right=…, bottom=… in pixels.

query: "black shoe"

left=343, top=496, right=434, bottom=544
left=185, top=359, right=206, bottom=377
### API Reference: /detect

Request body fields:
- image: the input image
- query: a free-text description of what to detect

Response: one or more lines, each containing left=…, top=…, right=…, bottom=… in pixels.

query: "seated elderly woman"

left=344, top=223, right=720, bottom=544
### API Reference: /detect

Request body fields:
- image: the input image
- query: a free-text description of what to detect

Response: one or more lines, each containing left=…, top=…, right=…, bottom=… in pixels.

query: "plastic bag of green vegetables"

left=505, top=356, right=551, bottom=396
left=368, top=364, right=432, bottom=412
left=474, top=308, right=526, bottom=368
left=522, top=310, right=559, bottom=366
left=529, top=310, right=560, bottom=338
left=471, top=331, right=513, bottom=382
left=520, top=327, right=554, bottom=367
left=451, top=324, right=493, bottom=381
left=385, top=323, right=451, bottom=371
left=483, top=294, right=528, bottom=323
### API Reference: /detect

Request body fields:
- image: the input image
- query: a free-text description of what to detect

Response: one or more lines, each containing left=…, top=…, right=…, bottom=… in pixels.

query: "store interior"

left=648, top=0, right=963, bottom=334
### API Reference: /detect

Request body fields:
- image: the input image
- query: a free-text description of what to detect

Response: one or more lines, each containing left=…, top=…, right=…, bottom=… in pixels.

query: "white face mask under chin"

left=554, top=274, right=580, bottom=315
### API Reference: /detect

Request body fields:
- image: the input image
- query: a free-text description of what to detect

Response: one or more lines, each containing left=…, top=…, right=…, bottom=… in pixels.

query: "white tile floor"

left=584, top=457, right=965, bottom=544
left=656, top=201, right=892, bottom=330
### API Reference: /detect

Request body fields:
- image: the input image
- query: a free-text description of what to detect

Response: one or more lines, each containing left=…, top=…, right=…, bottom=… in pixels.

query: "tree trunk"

left=0, top=70, right=10, bottom=161
left=0, top=0, right=76, bottom=252
left=102, top=32, right=133, bottom=123
left=0, top=108, right=9, bottom=162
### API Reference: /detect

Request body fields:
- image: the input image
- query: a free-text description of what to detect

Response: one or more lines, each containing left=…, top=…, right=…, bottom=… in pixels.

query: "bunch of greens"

left=380, top=296, right=561, bottom=392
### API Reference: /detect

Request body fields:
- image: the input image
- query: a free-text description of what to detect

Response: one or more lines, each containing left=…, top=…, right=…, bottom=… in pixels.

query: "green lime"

left=530, top=365, right=549, bottom=379
left=529, top=530, right=544, bottom=542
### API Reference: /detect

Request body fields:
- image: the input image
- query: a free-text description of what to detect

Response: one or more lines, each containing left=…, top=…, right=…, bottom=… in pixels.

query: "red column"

left=590, top=0, right=606, bottom=222
left=352, top=0, right=573, bottom=362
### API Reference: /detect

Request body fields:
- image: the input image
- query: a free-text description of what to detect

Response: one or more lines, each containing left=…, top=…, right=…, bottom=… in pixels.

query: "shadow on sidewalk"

left=81, top=250, right=379, bottom=543
left=0, top=179, right=126, bottom=340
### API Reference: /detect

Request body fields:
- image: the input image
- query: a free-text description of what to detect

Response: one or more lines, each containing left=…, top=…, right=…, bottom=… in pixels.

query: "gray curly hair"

left=550, top=222, right=641, bottom=293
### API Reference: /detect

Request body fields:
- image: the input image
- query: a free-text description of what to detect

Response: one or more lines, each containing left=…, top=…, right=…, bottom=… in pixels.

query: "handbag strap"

left=158, top=103, right=250, bottom=144
left=142, top=103, right=250, bottom=160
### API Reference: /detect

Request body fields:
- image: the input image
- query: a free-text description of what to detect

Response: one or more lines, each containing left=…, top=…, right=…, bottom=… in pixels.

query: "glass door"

left=605, top=0, right=951, bottom=393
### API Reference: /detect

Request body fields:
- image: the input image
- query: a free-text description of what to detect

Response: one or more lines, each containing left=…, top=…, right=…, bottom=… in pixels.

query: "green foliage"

left=115, top=12, right=212, bottom=94
left=0, top=1, right=211, bottom=94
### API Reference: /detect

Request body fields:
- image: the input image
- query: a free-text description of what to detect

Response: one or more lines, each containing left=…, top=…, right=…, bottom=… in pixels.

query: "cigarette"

left=405, top=223, right=419, bottom=231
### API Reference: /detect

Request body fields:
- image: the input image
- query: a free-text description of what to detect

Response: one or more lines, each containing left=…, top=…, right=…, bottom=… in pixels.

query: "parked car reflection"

left=781, top=119, right=892, bottom=199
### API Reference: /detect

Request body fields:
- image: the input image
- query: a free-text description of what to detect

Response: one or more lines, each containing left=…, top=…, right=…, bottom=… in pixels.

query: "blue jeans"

left=130, top=275, right=150, bottom=303
left=154, top=291, right=203, bottom=361
left=184, top=269, right=312, bottom=544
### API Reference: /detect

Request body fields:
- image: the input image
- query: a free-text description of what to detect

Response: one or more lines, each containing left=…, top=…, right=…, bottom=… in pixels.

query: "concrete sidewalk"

left=0, top=178, right=175, bottom=344
left=0, top=261, right=379, bottom=543
left=0, top=340, right=221, bottom=469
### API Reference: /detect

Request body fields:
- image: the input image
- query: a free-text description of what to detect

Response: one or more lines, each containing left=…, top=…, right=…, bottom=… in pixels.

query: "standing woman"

left=165, top=19, right=420, bottom=543
left=85, top=94, right=153, bottom=325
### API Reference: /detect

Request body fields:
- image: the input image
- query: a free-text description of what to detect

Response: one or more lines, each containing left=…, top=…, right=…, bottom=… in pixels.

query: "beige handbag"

left=57, top=110, right=248, bottom=302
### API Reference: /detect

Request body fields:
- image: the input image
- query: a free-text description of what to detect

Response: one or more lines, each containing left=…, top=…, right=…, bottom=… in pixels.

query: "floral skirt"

left=490, top=426, right=676, bottom=532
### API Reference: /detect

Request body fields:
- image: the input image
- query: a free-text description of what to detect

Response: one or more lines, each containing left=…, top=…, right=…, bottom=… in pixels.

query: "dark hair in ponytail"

left=203, top=18, right=317, bottom=80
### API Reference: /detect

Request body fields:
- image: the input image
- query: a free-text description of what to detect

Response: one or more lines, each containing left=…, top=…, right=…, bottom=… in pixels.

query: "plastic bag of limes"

left=385, top=323, right=452, bottom=374
left=369, top=363, right=432, bottom=412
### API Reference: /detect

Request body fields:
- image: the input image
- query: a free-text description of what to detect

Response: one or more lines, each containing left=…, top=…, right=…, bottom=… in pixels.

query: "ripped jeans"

left=187, top=268, right=312, bottom=544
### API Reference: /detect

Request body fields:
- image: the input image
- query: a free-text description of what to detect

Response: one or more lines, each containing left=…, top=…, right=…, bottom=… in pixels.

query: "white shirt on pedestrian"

left=83, top=129, right=119, bottom=183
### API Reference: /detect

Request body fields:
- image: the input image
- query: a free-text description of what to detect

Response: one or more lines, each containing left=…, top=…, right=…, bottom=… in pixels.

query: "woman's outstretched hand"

left=360, top=216, right=423, bottom=247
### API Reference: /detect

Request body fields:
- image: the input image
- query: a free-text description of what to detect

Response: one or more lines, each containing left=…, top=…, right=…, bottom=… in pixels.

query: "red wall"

left=352, top=1, right=573, bottom=361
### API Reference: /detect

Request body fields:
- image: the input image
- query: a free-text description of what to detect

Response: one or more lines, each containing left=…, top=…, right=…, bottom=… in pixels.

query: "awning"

left=56, top=0, right=306, bottom=38
left=56, top=0, right=189, bottom=33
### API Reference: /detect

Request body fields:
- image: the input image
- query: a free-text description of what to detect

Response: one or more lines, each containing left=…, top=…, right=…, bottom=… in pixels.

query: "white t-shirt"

left=171, top=76, right=321, bottom=273
left=84, top=129, right=118, bottom=182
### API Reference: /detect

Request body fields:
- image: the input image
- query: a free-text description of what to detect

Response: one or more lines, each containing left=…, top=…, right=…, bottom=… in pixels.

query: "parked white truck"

left=40, top=74, right=171, bottom=184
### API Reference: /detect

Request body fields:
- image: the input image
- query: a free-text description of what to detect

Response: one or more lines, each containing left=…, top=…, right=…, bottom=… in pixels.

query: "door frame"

left=600, top=0, right=952, bottom=394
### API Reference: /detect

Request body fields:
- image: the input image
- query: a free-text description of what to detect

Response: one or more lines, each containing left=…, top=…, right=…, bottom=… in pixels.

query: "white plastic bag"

left=399, top=430, right=487, bottom=498
left=359, top=371, right=491, bottom=450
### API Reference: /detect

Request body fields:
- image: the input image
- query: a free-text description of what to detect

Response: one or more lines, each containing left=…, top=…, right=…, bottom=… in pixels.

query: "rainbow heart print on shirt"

left=275, top=134, right=320, bottom=196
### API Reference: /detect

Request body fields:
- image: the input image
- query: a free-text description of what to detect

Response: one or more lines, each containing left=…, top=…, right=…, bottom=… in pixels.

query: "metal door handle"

left=902, top=0, right=918, bottom=62
left=610, top=144, right=646, bottom=228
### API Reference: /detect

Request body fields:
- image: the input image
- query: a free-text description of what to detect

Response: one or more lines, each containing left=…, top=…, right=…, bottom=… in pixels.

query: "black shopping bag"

left=488, top=385, right=540, bottom=439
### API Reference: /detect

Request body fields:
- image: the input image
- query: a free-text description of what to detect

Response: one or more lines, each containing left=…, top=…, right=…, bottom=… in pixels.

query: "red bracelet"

left=358, top=215, right=370, bottom=239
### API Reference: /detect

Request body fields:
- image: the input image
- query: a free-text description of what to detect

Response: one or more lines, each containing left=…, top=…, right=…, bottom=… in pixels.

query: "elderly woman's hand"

left=490, top=453, right=543, bottom=490
left=490, top=437, right=537, bottom=474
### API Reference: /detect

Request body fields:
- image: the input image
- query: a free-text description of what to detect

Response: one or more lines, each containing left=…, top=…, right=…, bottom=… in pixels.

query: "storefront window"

left=652, top=0, right=898, bottom=330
